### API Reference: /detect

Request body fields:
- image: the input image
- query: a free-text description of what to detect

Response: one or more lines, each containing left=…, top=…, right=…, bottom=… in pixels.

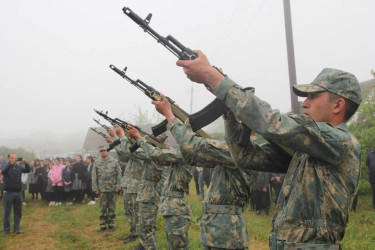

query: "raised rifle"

left=90, top=127, right=107, bottom=139
left=93, top=118, right=111, bottom=131
left=94, top=109, right=168, bottom=152
left=90, top=127, right=120, bottom=152
left=120, top=7, right=251, bottom=147
left=109, top=65, right=211, bottom=138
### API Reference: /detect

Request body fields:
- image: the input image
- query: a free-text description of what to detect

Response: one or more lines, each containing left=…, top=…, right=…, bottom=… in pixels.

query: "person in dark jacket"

left=252, top=171, right=271, bottom=216
left=36, top=160, right=47, bottom=200
left=2, top=153, right=30, bottom=236
left=85, top=156, right=96, bottom=205
left=366, top=150, right=375, bottom=211
left=62, top=159, right=73, bottom=204
left=270, top=173, right=285, bottom=205
left=70, top=155, right=86, bottom=205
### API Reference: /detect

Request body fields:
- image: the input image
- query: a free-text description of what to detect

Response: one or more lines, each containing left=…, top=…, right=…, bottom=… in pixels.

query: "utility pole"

left=283, top=0, right=300, bottom=114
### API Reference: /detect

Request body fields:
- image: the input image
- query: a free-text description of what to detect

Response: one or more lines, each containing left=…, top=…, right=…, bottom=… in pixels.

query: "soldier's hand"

left=95, top=191, right=100, bottom=195
left=127, top=126, right=141, bottom=140
left=176, top=50, right=225, bottom=89
left=152, top=93, right=175, bottom=121
left=107, top=129, right=116, bottom=138
left=115, top=124, right=125, bottom=137
left=262, top=188, right=268, bottom=192
left=106, top=137, right=114, bottom=144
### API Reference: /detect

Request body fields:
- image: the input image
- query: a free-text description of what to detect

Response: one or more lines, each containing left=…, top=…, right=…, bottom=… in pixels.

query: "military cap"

left=98, top=145, right=107, bottom=151
left=293, top=68, right=362, bottom=105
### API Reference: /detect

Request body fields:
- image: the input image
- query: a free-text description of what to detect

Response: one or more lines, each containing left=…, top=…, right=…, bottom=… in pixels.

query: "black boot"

left=124, top=235, right=138, bottom=244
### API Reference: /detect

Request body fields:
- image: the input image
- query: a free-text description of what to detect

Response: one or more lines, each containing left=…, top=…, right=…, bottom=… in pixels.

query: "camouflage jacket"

left=167, top=118, right=251, bottom=206
left=119, top=136, right=164, bottom=203
left=114, top=142, right=129, bottom=188
left=133, top=138, right=168, bottom=204
left=137, top=137, right=192, bottom=215
left=118, top=136, right=144, bottom=193
left=215, top=77, right=361, bottom=244
left=167, top=118, right=251, bottom=248
left=92, top=156, right=122, bottom=192
left=157, top=164, right=170, bottom=198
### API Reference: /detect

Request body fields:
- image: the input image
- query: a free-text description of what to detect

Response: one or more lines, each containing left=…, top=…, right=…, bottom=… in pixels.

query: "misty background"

left=0, top=0, right=374, bottom=157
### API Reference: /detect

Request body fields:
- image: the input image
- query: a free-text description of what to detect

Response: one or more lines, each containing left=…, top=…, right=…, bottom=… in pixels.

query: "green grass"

left=0, top=183, right=374, bottom=249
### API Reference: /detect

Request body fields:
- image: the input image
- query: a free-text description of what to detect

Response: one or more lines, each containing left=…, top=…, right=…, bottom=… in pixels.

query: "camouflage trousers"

left=138, top=201, right=158, bottom=250
left=200, top=209, right=249, bottom=249
left=99, top=192, right=117, bottom=227
left=164, top=214, right=191, bottom=250
left=124, top=192, right=139, bottom=236
left=122, top=187, right=127, bottom=210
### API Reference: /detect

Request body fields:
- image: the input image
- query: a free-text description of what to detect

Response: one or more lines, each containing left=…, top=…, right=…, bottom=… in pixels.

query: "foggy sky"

left=0, top=0, right=374, bottom=142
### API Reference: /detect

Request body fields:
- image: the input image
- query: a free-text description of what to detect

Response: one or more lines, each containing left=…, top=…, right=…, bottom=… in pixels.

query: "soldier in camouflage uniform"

left=105, top=131, right=139, bottom=244
left=92, top=145, right=122, bottom=231
left=177, top=54, right=362, bottom=249
left=127, top=126, right=193, bottom=250
left=115, top=126, right=165, bottom=250
left=151, top=95, right=252, bottom=249
left=111, top=127, right=145, bottom=245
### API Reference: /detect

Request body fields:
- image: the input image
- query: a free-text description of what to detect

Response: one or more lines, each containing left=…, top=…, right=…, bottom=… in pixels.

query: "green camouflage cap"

left=98, top=145, right=107, bottom=151
left=293, top=68, right=362, bottom=105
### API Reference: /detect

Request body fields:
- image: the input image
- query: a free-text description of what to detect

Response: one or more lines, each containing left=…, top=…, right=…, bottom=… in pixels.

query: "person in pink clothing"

left=50, top=158, right=64, bottom=206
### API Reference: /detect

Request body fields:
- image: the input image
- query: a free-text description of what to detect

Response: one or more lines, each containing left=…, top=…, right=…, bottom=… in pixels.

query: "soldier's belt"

left=269, top=233, right=341, bottom=250
left=163, top=190, right=184, bottom=198
left=142, top=180, right=158, bottom=186
left=203, top=203, right=242, bottom=215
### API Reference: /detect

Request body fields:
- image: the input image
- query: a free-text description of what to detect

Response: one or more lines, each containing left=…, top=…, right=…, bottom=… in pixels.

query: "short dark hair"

left=86, top=156, right=93, bottom=163
left=8, top=152, right=15, bottom=159
left=328, top=92, right=359, bottom=122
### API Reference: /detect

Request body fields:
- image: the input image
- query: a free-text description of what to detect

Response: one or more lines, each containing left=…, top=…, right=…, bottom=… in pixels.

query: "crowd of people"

left=0, top=155, right=98, bottom=207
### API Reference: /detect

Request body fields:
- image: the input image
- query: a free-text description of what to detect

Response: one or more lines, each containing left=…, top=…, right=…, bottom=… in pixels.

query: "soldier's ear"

left=332, top=98, right=345, bottom=115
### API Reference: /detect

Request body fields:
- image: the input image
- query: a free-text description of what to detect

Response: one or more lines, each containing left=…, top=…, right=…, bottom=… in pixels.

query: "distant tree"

left=0, top=146, right=36, bottom=161
left=371, top=69, right=375, bottom=78
left=349, top=85, right=375, bottom=194
left=350, top=85, right=375, bottom=151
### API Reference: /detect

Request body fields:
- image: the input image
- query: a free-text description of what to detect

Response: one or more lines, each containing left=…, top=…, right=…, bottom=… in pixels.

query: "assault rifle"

left=90, top=127, right=120, bottom=152
left=120, top=7, right=251, bottom=147
left=94, top=109, right=168, bottom=152
left=93, top=118, right=111, bottom=131
left=109, top=65, right=211, bottom=138
left=90, top=127, right=107, bottom=139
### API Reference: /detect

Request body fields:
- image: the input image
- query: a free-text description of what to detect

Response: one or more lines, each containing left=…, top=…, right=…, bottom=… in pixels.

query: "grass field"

left=0, top=184, right=374, bottom=250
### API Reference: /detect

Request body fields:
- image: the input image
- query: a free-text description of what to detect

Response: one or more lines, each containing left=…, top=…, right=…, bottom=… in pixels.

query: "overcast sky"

left=0, top=0, right=374, bottom=140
